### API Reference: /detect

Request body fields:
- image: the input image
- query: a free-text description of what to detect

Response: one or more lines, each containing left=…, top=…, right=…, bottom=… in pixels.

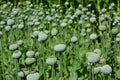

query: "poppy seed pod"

left=54, top=44, right=66, bottom=52
left=71, top=36, right=78, bottom=43
left=26, top=50, right=35, bottom=57
left=33, top=31, right=40, bottom=37
left=18, top=69, right=29, bottom=78
left=64, top=2, right=69, bottom=6
left=99, top=58, right=106, bottom=64
left=9, top=44, right=19, bottom=51
left=111, top=28, right=118, bottom=34
left=38, top=32, right=48, bottom=42
left=100, top=64, right=112, bottom=74
left=94, top=67, right=100, bottom=74
left=26, top=72, right=40, bottom=80
left=18, top=71, right=25, bottom=78
left=18, top=23, right=24, bottom=29
left=7, top=19, right=14, bottom=26
left=117, top=33, right=120, bottom=37
left=46, top=56, right=57, bottom=65
left=17, top=40, right=23, bottom=46
left=90, top=17, right=96, bottom=23
left=60, top=22, right=67, bottom=27
left=115, top=37, right=120, bottom=42
left=99, top=25, right=106, bottom=31
left=5, top=26, right=11, bottom=31
left=0, top=31, right=2, bottom=37
left=51, top=28, right=58, bottom=36
left=86, top=52, right=100, bottom=63
left=25, top=57, right=36, bottom=65
left=89, top=33, right=97, bottom=40
left=94, top=49, right=101, bottom=56
left=12, top=50, right=22, bottom=59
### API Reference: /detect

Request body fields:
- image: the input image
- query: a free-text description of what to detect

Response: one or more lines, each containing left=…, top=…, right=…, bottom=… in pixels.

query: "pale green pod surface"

left=12, top=50, right=22, bottom=59
left=26, top=72, right=40, bottom=80
left=18, top=71, right=25, bottom=78
left=86, top=52, right=100, bottom=63
left=111, top=28, right=118, bottom=34
left=100, top=64, right=112, bottom=74
left=54, top=44, right=66, bottom=52
left=71, top=36, right=78, bottom=43
left=25, top=57, right=36, bottom=65
left=94, top=67, right=100, bottom=74
left=46, top=56, right=57, bottom=65
left=51, top=28, right=58, bottom=36
left=17, top=40, right=23, bottom=46
left=89, top=33, right=97, bottom=40
left=26, top=50, right=35, bottom=57
left=99, top=25, right=106, bottom=31
left=38, top=32, right=48, bottom=42
left=0, top=31, right=2, bottom=37
left=94, top=48, right=101, bottom=56
left=7, top=19, right=14, bottom=26
left=9, top=44, right=19, bottom=51
left=60, top=22, right=67, bottom=27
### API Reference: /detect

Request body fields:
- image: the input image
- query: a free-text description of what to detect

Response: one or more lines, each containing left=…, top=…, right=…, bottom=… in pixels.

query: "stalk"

left=52, top=65, right=55, bottom=80
left=90, top=63, right=94, bottom=80
left=59, top=52, right=63, bottom=78
left=41, top=42, right=45, bottom=79
left=117, top=0, right=120, bottom=14
left=97, top=0, right=101, bottom=26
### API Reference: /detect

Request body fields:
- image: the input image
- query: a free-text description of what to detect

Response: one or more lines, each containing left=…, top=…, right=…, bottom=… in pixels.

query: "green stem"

left=97, top=0, right=101, bottom=26
left=60, top=54, right=63, bottom=78
left=52, top=65, right=55, bottom=80
left=117, top=0, right=120, bottom=14
left=90, top=63, right=94, bottom=80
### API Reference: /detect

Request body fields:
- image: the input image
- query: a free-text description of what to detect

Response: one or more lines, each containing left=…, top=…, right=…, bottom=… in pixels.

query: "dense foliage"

left=0, top=0, right=120, bottom=80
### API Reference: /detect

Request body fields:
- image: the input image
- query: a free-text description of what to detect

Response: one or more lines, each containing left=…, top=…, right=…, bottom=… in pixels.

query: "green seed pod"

left=25, top=57, right=36, bottom=65
left=86, top=52, right=100, bottom=63
left=90, top=17, right=96, bottom=23
left=116, top=33, right=120, bottom=37
left=54, top=44, right=66, bottom=52
left=60, top=22, right=67, bottom=27
left=99, top=25, right=106, bottom=31
left=71, top=36, right=78, bottom=43
left=51, top=28, right=58, bottom=36
left=99, top=58, right=106, bottom=64
left=12, top=50, right=22, bottom=59
left=46, top=56, right=57, bottom=65
left=115, top=37, right=120, bottom=42
left=18, top=68, right=29, bottom=78
left=0, top=31, right=2, bottom=37
left=111, top=28, right=118, bottom=34
left=5, top=26, right=11, bottom=31
left=94, top=67, right=100, bottom=74
left=100, top=64, right=112, bottom=74
left=7, top=19, right=14, bottom=26
left=17, top=40, right=23, bottom=46
left=9, top=44, right=19, bottom=51
left=26, top=50, right=35, bottom=57
left=18, top=23, right=24, bottom=29
left=26, top=72, right=40, bottom=80
left=94, top=49, right=101, bottom=56
left=38, top=32, right=48, bottom=42
left=89, top=33, right=97, bottom=40
left=18, top=71, right=25, bottom=78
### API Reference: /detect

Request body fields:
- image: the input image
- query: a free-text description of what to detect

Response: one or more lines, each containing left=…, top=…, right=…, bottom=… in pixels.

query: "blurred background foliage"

left=1, top=0, right=119, bottom=20
left=0, top=0, right=119, bottom=8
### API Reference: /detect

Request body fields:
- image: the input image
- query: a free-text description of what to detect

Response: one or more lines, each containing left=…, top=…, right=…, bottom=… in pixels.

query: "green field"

left=0, top=0, right=120, bottom=80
